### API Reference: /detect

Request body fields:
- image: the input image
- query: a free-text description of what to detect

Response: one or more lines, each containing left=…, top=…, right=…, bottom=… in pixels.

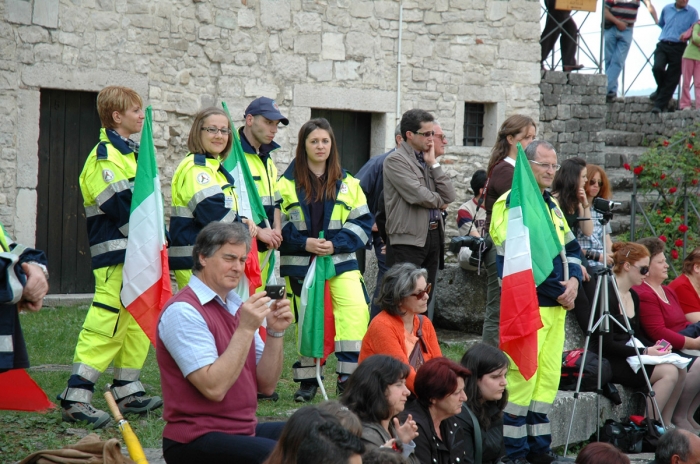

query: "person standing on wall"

left=650, top=0, right=698, bottom=114
left=58, top=86, right=163, bottom=427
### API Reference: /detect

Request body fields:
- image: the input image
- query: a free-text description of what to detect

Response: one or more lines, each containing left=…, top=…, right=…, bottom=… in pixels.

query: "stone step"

left=604, top=146, right=648, bottom=169
left=600, top=129, right=645, bottom=147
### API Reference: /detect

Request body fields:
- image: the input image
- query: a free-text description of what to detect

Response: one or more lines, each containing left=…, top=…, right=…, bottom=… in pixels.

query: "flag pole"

left=316, top=359, right=328, bottom=401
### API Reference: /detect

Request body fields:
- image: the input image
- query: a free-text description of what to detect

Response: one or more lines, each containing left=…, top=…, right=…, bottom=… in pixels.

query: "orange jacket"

left=359, top=311, right=442, bottom=393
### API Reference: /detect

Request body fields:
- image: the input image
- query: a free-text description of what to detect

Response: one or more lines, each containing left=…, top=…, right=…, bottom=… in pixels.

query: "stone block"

left=308, top=60, right=332, bottom=82
left=572, top=105, right=589, bottom=119
left=294, top=12, right=322, bottom=32
left=559, top=142, right=579, bottom=154
left=589, top=104, right=607, bottom=118
left=565, top=119, right=580, bottom=132
left=543, top=70, right=568, bottom=84
left=345, top=31, right=375, bottom=58
left=5, top=0, right=32, bottom=25
left=540, top=82, right=553, bottom=95
left=558, top=132, right=572, bottom=143
left=557, top=104, right=571, bottom=120
left=32, top=0, right=59, bottom=28
left=238, top=8, right=256, bottom=28
left=322, top=32, right=345, bottom=60
left=335, top=60, right=359, bottom=80
left=294, top=34, right=321, bottom=54
left=13, top=188, right=36, bottom=246
left=433, top=265, right=487, bottom=334
left=260, top=0, right=291, bottom=30
left=349, top=1, right=373, bottom=18
left=374, top=1, right=399, bottom=20
left=243, top=80, right=279, bottom=98
left=487, top=0, right=508, bottom=21
left=560, top=94, right=581, bottom=105
left=542, top=93, right=559, bottom=106
left=294, top=83, right=395, bottom=113
left=18, top=25, right=50, bottom=43
left=551, top=119, right=566, bottom=132
left=215, top=13, right=237, bottom=30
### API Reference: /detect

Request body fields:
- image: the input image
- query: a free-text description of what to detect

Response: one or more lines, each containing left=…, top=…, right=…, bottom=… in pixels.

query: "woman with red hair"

left=399, top=357, right=470, bottom=464
left=575, top=442, right=629, bottom=464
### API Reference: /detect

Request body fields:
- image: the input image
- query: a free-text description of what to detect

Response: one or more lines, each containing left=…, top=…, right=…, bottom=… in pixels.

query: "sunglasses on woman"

left=589, top=179, right=603, bottom=187
left=410, top=283, right=432, bottom=299
left=632, top=265, right=649, bottom=275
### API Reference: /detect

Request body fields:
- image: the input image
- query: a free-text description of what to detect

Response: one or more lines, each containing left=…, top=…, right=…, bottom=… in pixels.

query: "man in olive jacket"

left=383, top=109, right=456, bottom=316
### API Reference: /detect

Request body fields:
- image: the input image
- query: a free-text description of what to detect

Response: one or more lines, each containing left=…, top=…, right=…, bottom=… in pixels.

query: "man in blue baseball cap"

left=240, top=97, right=288, bottom=402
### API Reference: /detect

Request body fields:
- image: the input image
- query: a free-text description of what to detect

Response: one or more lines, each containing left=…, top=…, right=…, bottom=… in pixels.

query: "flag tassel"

left=316, top=359, right=328, bottom=401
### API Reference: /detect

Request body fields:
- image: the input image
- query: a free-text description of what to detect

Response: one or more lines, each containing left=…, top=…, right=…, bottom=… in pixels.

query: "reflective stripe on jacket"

left=79, top=128, right=136, bottom=269
left=169, top=153, right=241, bottom=270
left=276, top=160, right=372, bottom=277
left=490, top=189, right=583, bottom=307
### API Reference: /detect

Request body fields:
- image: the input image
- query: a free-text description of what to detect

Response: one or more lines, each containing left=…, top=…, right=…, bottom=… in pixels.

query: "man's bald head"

left=656, top=428, right=700, bottom=464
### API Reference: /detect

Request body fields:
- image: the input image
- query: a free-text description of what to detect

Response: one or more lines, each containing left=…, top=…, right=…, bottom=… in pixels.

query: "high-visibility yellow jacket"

left=79, top=129, right=137, bottom=269
left=490, top=189, right=582, bottom=307
left=168, top=153, right=242, bottom=271
left=276, top=160, right=372, bottom=277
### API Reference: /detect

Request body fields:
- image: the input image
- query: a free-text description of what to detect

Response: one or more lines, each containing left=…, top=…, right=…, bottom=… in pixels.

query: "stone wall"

left=538, top=71, right=607, bottom=164
left=0, top=0, right=542, bottom=245
left=607, top=96, right=700, bottom=141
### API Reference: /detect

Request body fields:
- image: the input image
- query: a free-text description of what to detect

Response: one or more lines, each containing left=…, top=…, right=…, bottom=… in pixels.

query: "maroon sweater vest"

left=157, top=286, right=258, bottom=443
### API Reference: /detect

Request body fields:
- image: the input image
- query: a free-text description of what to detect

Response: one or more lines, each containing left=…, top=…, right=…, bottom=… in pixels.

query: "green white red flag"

left=120, top=106, right=172, bottom=346
left=499, top=144, right=563, bottom=380
left=298, top=233, right=336, bottom=360
left=221, top=102, right=273, bottom=300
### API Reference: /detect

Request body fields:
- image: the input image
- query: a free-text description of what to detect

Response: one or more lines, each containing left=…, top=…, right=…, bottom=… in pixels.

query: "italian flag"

left=120, top=106, right=172, bottom=346
left=221, top=102, right=274, bottom=300
left=499, top=145, right=562, bottom=380
left=298, top=233, right=336, bottom=360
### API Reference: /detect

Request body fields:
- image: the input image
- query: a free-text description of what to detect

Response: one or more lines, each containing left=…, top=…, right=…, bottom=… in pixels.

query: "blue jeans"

left=605, top=26, right=634, bottom=95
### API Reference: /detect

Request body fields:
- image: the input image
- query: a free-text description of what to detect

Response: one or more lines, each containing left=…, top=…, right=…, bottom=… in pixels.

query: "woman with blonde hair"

left=482, top=115, right=537, bottom=347
left=169, top=107, right=257, bottom=289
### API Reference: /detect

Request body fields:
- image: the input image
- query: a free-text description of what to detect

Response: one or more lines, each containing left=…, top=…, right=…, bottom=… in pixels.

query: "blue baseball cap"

left=244, top=97, right=289, bottom=126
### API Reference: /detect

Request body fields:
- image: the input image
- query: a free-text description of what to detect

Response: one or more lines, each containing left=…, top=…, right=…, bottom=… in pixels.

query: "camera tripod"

left=563, top=213, right=664, bottom=454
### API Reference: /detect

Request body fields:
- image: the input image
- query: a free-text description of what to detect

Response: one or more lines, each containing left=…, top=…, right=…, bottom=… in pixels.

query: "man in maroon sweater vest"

left=157, top=222, right=293, bottom=464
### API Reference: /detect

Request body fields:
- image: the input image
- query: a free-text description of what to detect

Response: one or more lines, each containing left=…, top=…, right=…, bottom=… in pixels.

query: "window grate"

left=463, top=103, right=485, bottom=147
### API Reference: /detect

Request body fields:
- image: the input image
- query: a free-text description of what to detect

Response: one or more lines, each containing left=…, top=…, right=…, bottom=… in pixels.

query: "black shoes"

left=651, top=106, right=662, bottom=114
left=294, top=381, right=318, bottom=402
left=606, top=92, right=616, bottom=103
left=650, top=91, right=658, bottom=101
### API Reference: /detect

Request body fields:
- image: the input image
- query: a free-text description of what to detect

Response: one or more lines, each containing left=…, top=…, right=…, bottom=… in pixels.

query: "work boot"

left=116, top=394, right=163, bottom=415
left=294, top=381, right=318, bottom=403
left=62, top=402, right=112, bottom=429
left=257, top=391, right=279, bottom=402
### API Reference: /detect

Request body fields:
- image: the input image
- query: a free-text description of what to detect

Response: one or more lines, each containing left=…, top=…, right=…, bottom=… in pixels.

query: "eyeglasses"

left=434, top=134, right=448, bottom=143
left=632, top=265, right=650, bottom=275
left=410, top=283, right=432, bottom=299
left=414, top=131, right=435, bottom=138
left=202, top=127, right=232, bottom=135
left=528, top=160, right=561, bottom=171
left=589, top=179, right=603, bottom=187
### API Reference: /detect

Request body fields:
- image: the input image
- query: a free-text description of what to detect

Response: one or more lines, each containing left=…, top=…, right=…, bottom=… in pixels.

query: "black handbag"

left=590, top=419, right=644, bottom=454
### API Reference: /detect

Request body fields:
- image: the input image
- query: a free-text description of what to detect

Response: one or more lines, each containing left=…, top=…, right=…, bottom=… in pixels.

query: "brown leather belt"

left=428, top=221, right=439, bottom=230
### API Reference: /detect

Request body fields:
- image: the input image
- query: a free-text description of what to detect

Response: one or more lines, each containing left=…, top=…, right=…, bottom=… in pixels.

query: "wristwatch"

left=26, top=261, right=49, bottom=280
left=266, top=328, right=285, bottom=338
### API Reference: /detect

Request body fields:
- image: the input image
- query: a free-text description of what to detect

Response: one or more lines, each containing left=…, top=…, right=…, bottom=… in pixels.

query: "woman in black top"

left=399, top=357, right=470, bottom=464
left=455, top=343, right=508, bottom=464
left=574, top=242, right=686, bottom=428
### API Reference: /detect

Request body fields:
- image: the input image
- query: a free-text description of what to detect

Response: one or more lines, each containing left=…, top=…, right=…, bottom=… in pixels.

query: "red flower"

left=661, top=174, right=666, bottom=180
left=652, top=182, right=659, bottom=187
left=672, top=249, right=679, bottom=260
left=680, top=224, right=690, bottom=233
left=689, top=144, right=694, bottom=149
left=676, top=239, right=684, bottom=247
left=657, top=209, right=662, bottom=214
left=659, top=235, right=668, bottom=242
left=623, top=163, right=631, bottom=171
left=694, top=179, right=699, bottom=185
left=663, top=140, right=670, bottom=146
left=634, top=166, right=644, bottom=175
left=665, top=217, right=672, bottom=224
left=693, top=132, right=697, bottom=137
left=670, top=187, right=677, bottom=194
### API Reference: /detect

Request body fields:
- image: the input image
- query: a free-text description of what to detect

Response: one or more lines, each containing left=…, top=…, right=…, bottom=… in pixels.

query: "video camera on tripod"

left=449, top=235, right=490, bottom=270
left=592, top=197, right=621, bottom=221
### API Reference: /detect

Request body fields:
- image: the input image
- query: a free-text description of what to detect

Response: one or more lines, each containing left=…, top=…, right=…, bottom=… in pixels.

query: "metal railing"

left=540, top=0, right=659, bottom=97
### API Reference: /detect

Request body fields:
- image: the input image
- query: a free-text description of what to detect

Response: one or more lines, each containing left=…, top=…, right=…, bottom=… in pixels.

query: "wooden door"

left=36, top=89, right=100, bottom=294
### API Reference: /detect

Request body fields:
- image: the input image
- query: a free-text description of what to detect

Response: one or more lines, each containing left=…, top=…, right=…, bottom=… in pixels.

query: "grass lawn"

left=0, top=306, right=471, bottom=463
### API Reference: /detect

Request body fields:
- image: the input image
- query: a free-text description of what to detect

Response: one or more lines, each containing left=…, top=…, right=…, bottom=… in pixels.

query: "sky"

left=541, top=0, right=682, bottom=96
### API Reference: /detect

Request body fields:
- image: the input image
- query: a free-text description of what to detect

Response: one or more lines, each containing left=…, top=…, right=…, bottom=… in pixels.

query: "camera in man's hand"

left=449, top=235, right=490, bottom=270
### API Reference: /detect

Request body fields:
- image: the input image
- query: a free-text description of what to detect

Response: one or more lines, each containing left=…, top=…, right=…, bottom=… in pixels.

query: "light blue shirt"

left=658, top=3, right=699, bottom=42
left=158, top=275, right=265, bottom=378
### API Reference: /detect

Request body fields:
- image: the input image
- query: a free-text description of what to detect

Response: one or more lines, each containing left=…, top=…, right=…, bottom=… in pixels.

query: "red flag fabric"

left=0, top=369, right=54, bottom=412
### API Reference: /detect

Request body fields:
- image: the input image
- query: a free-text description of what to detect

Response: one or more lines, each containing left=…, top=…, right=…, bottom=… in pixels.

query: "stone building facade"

left=1, top=0, right=541, bottom=271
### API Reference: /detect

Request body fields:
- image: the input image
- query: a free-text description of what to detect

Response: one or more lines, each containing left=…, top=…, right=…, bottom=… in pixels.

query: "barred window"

left=463, top=103, right=485, bottom=147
